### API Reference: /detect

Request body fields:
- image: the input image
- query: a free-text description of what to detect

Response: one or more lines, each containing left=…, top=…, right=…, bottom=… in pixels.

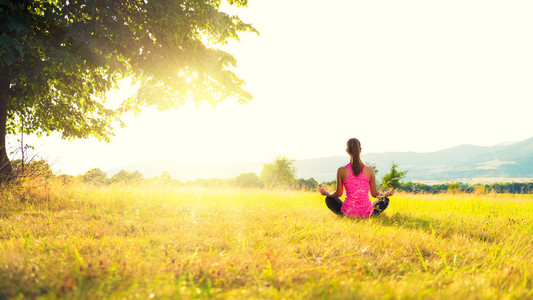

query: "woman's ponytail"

left=347, top=138, right=363, bottom=176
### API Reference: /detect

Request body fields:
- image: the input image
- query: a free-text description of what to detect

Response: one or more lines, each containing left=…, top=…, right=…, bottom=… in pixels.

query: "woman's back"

left=321, top=138, right=394, bottom=217
left=340, top=164, right=373, bottom=218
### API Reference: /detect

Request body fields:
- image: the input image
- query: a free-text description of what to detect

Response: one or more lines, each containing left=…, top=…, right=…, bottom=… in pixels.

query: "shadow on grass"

left=371, top=212, right=495, bottom=243
left=373, top=213, right=433, bottom=231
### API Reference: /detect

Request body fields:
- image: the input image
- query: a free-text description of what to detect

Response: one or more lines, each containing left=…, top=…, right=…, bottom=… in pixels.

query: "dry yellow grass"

left=0, top=181, right=532, bottom=299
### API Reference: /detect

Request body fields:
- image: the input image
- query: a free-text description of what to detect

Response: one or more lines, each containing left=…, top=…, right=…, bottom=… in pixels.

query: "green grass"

left=1, top=181, right=532, bottom=299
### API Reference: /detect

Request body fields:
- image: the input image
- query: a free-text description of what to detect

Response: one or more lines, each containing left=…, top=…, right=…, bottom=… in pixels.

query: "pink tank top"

left=340, top=163, right=373, bottom=218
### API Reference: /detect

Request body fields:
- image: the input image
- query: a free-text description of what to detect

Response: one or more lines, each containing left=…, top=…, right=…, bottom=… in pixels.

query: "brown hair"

left=347, top=138, right=363, bottom=176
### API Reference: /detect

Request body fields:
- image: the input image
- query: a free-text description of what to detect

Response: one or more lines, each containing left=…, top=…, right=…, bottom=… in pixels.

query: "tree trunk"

left=0, top=67, right=12, bottom=181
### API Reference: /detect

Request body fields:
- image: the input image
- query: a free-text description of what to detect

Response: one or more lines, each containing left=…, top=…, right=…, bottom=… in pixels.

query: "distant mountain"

left=359, top=137, right=533, bottom=182
left=108, top=137, right=533, bottom=183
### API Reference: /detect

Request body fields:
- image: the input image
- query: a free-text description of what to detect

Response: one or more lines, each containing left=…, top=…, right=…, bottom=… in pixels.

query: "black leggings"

left=325, top=196, right=389, bottom=217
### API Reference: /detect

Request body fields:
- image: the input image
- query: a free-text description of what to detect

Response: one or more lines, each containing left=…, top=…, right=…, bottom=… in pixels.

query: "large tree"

left=260, top=155, right=296, bottom=188
left=0, top=0, right=256, bottom=180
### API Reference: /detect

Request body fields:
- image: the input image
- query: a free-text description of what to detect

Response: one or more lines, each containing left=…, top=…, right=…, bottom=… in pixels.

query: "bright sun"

left=10, top=0, right=533, bottom=177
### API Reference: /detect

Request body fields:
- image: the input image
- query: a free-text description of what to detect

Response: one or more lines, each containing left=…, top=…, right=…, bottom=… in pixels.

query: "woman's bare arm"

left=368, top=166, right=395, bottom=198
left=319, top=167, right=346, bottom=198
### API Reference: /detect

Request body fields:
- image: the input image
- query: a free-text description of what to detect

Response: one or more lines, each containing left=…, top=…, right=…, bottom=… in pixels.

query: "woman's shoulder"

left=362, top=164, right=375, bottom=178
left=363, top=164, right=375, bottom=171
left=338, top=165, right=350, bottom=172
left=337, top=165, right=350, bottom=176
left=363, top=164, right=374, bottom=171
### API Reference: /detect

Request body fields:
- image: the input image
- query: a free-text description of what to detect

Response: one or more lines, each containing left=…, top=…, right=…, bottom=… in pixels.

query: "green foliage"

left=297, top=177, right=318, bottom=190
left=149, top=171, right=182, bottom=187
left=235, top=172, right=263, bottom=188
left=381, top=163, right=407, bottom=189
left=11, top=158, right=54, bottom=178
left=158, top=171, right=172, bottom=182
left=160, top=171, right=172, bottom=179
left=260, top=155, right=296, bottom=187
left=0, top=0, right=257, bottom=178
left=399, top=181, right=533, bottom=194
left=56, top=174, right=74, bottom=184
left=448, top=181, right=461, bottom=193
left=111, top=169, right=143, bottom=183
left=82, top=168, right=108, bottom=185
left=185, top=177, right=234, bottom=188
left=399, top=182, right=435, bottom=194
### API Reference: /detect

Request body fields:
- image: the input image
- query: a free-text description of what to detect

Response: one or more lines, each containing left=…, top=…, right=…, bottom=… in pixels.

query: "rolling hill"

left=108, top=137, right=533, bottom=183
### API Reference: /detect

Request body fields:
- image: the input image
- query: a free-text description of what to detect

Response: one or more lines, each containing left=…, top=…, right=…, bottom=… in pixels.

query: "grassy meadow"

left=1, top=180, right=532, bottom=299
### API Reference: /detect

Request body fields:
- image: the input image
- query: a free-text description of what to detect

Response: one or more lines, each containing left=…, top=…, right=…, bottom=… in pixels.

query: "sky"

left=7, top=0, right=533, bottom=175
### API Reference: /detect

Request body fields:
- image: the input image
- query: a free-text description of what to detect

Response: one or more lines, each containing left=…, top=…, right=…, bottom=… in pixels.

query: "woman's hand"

left=319, top=187, right=329, bottom=196
left=384, top=188, right=395, bottom=197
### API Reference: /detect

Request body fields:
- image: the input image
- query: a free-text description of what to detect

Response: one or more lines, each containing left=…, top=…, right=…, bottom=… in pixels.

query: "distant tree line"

left=60, top=156, right=410, bottom=191
left=399, top=181, right=533, bottom=194
left=9, top=158, right=533, bottom=194
left=9, top=155, right=324, bottom=190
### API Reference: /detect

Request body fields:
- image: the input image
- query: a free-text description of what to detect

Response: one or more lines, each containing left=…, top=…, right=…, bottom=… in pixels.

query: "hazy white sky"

left=8, top=0, right=533, bottom=175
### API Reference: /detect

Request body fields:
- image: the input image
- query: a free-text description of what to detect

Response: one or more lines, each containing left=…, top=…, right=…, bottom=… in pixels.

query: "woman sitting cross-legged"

left=319, top=138, right=394, bottom=218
